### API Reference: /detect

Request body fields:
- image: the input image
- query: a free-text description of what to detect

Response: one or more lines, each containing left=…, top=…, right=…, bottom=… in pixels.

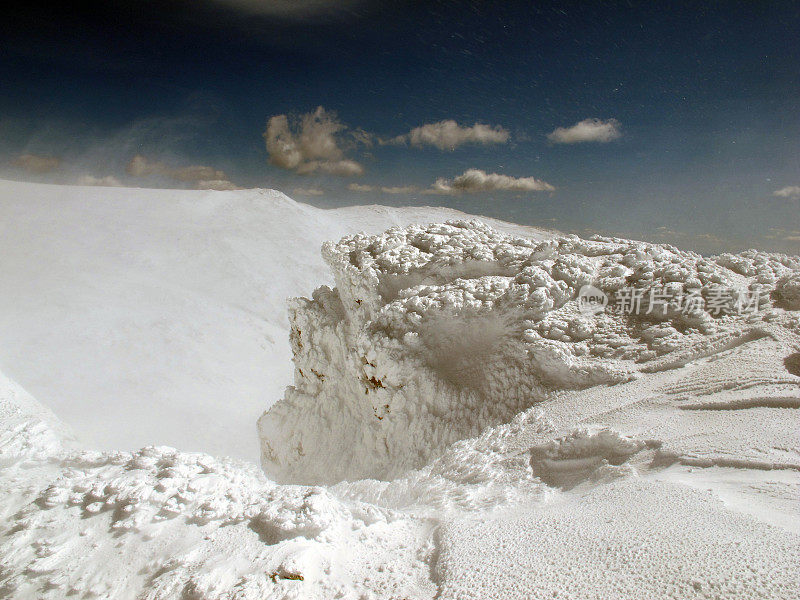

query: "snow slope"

left=0, top=371, right=440, bottom=600
left=2, top=321, right=799, bottom=599
left=0, top=179, right=549, bottom=460
left=1, top=182, right=799, bottom=599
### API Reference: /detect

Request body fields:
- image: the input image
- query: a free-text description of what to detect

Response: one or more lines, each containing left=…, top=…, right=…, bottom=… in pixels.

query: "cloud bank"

left=547, top=118, right=621, bottom=144
left=348, top=170, right=553, bottom=196
left=126, top=155, right=239, bottom=190
left=774, top=186, right=800, bottom=201
left=429, top=168, right=554, bottom=195
left=381, top=185, right=418, bottom=194
left=391, top=120, right=510, bottom=150
left=264, top=107, right=365, bottom=177
left=347, top=183, right=418, bottom=194
left=11, top=153, right=62, bottom=173
left=293, top=187, right=325, bottom=196
left=347, top=183, right=374, bottom=192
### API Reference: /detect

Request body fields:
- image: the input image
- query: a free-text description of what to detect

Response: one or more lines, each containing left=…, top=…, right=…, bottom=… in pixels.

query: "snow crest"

left=258, top=220, right=800, bottom=484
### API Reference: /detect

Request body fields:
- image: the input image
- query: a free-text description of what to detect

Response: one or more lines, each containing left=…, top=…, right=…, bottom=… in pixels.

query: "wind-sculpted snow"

left=0, top=179, right=551, bottom=461
left=0, top=382, right=438, bottom=599
left=437, top=478, right=800, bottom=600
left=3, top=209, right=800, bottom=600
left=0, top=368, right=655, bottom=599
left=259, top=220, right=800, bottom=484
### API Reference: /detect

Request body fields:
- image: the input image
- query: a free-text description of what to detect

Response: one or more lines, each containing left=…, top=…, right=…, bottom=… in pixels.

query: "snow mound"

left=259, top=220, right=800, bottom=484
left=0, top=381, right=437, bottom=600
left=0, top=370, right=74, bottom=465
left=774, top=272, right=800, bottom=309
left=4, top=349, right=799, bottom=599
left=3, top=204, right=800, bottom=599
left=0, top=179, right=552, bottom=461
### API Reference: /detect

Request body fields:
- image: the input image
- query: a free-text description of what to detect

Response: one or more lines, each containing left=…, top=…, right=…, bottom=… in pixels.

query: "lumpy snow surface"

left=259, top=219, right=800, bottom=484
left=2, top=183, right=800, bottom=600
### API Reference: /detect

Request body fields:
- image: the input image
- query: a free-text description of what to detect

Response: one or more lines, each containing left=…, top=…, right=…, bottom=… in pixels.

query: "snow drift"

left=0, top=179, right=547, bottom=460
left=259, top=220, right=800, bottom=484
left=3, top=183, right=800, bottom=599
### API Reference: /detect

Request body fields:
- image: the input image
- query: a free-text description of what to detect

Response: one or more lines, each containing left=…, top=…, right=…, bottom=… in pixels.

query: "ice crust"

left=259, top=220, right=800, bottom=484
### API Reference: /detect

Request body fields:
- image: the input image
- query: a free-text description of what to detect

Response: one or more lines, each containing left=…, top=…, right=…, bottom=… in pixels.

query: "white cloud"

left=547, top=118, right=621, bottom=144
left=293, top=187, right=325, bottom=196
left=126, top=155, right=239, bottom=190
left=297, top=159, right=364, bottom=177
left=347, top=183, right=418, bottom=194
left=127, top=155, right=226, bottom=182
left=391, top=120, right=510, bottom=150
left=381, top=185, right=418, bottom=194
left=264, top=107, right=365, bottom=177
left=12, top=153, right=61, bottom=173
left=427, top=168, right=555, bottom=195
left=774, top=186, right=800, bottom=200
left=348, top=183, right=375, bottom=192
left=196, top=179, right=240, bottom=191
left=75, top=174, right=122, bottom=187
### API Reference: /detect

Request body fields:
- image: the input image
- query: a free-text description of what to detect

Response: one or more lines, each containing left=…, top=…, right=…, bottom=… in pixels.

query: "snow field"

left=260, top=220, right=800, bottom=484
left=2, top=182, right=799, bottom=599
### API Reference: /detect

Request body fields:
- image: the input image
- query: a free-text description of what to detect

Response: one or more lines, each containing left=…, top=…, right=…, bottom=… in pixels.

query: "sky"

left=1, top=0, right=799, bottom=254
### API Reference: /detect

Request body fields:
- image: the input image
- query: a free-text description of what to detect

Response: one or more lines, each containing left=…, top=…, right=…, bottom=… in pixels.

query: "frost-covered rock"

left=258, top=220, right=800, bottom=484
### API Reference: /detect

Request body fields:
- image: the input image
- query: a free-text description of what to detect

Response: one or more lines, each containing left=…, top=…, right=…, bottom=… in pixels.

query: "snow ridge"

left=259, top=220, right=800, bottom=484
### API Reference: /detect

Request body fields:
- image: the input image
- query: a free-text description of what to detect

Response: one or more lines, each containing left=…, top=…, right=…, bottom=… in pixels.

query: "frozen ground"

left=1, top=181, right=799, bottom=599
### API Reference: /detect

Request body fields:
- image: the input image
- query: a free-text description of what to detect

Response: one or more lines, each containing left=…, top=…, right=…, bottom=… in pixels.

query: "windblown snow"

left=1, top=181, right=799, bottom=599
left=260, top=220, right=800, bottom=484
left=0, top=179, right=544, bottom=460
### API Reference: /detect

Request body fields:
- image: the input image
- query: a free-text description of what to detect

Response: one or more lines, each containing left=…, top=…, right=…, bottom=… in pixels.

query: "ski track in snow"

left=1, top=180, right=799, bottom=599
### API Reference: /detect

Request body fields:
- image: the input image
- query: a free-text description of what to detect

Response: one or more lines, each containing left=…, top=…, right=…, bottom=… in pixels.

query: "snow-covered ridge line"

left=0, top=178, right=554, bottom=461
left=259, top=220, right=800, bottom=484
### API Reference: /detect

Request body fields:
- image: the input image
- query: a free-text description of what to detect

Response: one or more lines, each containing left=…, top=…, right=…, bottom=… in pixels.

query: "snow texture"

left=0, top=179, right=547, bottom=460
left=2, top=182, right=800, bottom=599
left=260, top=220, right=800, bottom=484
left=0, top=382, right=437, bottom=599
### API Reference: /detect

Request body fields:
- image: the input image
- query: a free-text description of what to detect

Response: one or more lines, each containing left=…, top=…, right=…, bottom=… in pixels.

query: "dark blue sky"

left=2, top=0, right=799, bottom=253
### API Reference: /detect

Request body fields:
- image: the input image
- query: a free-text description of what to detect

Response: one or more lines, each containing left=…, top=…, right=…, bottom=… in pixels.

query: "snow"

left=0, top=179, right=547, bottom=461
left=1, top=180, right=799, bottom=599
left=0, top=383, right=437, bottom=599
left=437, top=478, right=800, bottom=600
left=259, top=220, right=800, bottom=483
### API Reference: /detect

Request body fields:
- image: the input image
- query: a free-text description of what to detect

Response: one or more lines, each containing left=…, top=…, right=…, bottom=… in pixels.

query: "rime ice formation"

left=259, top=220, right=800, bottom=484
